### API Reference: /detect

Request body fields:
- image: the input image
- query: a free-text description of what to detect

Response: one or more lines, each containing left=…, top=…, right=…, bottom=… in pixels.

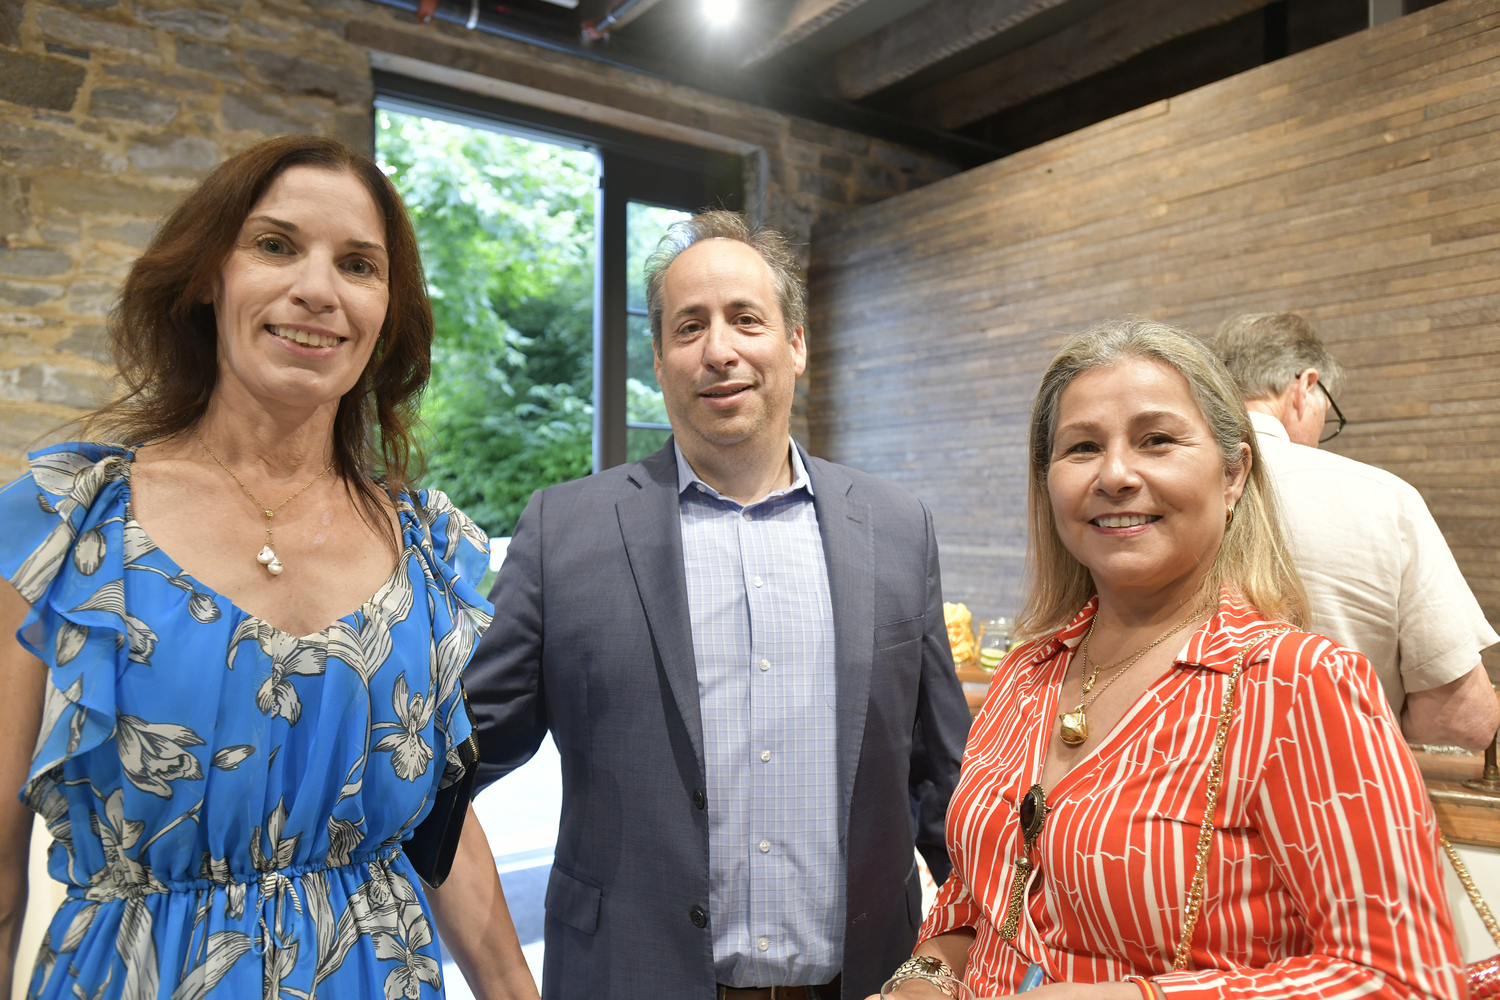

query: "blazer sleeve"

left=909, top=501, right=972, bottom=887
left=466, top=487, right=550, bottom=792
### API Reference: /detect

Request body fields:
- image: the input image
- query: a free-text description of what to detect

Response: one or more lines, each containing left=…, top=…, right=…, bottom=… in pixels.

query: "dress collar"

left=1025, top=589, right=1283, bottom=676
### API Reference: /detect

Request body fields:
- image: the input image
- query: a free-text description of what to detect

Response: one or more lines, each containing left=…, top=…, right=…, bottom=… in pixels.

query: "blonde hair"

left=1016, top=318, right=1307, bottom=639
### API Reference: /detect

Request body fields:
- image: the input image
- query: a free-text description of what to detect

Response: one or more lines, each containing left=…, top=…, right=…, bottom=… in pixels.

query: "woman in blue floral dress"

left=0, top=136, right=541, bottom=1000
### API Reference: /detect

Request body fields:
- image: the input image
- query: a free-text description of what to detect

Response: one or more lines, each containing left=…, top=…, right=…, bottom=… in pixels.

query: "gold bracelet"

left=886, top=957, right=960, bottom=998
left=884, top=973, right=960, bottom=999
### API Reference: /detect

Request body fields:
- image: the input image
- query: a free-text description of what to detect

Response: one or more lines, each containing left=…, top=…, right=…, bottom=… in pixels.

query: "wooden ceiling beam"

left=890, top=0, right=1273, bottom=130
left=823, top=0, right=1074, bottom=102
left=740, top=0, right=881, bottom=66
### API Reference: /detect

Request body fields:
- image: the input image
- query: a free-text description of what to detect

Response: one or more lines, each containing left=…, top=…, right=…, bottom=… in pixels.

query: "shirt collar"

left=1174, top=591, right=1283, bottom=674
left=1025, top=588, right=1283, bottom=676
left=674, top=439, right=814, bottom=502
left=1248, top=410, right=1290, bottom=442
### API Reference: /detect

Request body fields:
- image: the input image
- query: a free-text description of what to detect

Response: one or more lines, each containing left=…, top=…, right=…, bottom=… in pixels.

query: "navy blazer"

left=466, top=441, right=971, bottom=999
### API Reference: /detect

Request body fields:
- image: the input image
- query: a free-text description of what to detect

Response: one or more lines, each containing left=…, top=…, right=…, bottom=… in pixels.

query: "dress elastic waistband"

left=67, top=845, right=404, bottom=901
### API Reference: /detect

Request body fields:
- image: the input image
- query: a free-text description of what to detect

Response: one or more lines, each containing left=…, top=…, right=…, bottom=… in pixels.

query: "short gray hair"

left=644, top=210, right=806, bottom=352
left=1212, top=312, right=1346, bottom=400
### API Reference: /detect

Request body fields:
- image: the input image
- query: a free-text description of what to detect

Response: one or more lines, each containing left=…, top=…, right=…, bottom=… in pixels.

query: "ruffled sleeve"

left=405, top=488, right=493, bottom=788
left=0, top=444, right=133, bottom=804
left=417, top=488, right=493, bottom=593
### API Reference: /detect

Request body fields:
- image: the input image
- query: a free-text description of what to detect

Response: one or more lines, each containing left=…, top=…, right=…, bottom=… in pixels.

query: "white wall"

left=1447, top=844, right=1500, bottom=962
left=12, top=816, right=65, bottom=1000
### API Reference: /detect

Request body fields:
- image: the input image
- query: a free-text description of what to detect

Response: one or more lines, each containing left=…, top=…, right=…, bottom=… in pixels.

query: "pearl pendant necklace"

left=196, top=433, right=334, bottom=576
left=256, top=536, right=282, bottom=577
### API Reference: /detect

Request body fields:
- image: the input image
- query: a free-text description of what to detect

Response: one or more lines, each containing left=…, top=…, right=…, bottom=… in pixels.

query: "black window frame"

left=373, top=71, right=745, bottom=473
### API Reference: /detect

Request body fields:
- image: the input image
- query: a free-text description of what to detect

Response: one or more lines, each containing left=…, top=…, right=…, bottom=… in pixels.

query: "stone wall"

left=0, top=0, right=963, bottom=478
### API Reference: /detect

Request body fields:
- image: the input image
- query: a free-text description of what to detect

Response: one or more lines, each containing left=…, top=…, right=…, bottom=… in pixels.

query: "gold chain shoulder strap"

left=1173, top=628, right=1296, bottom=971
left=1441, top=832, right=1500, bottom=951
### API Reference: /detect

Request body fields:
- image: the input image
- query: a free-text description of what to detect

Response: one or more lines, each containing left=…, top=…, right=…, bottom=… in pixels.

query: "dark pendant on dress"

left=1059, top=708, right=1088, bottom=746
left=1001, top=784, right=1051, bottom=940
left=1019, top=783, right=1048, bottom=851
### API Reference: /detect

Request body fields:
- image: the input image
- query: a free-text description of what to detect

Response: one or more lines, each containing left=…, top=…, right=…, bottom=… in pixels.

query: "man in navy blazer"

left=465, top=211, right=971, bottom=1000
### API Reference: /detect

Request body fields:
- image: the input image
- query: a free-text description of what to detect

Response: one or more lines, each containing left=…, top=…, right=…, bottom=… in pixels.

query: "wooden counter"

left=1413, top=748, right=1500, bottom=850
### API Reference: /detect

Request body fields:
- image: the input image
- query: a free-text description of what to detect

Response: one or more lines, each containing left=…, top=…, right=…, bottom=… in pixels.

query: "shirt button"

left=760, top=749, right=771, bottom=763
left=752, top=576, right=764, bottom=588
left=759, top=839, right=770, bottom=853
left=758, top=937, right=769, bottom=952
left=759, top=659, right=770, bottom=671
left=743, top=510, right=753, bottom=521
left=696, top=483, right=705, bottom=492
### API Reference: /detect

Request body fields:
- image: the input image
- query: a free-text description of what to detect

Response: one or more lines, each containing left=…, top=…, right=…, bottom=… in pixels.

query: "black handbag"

left=406, top=687, right=481, bottom=888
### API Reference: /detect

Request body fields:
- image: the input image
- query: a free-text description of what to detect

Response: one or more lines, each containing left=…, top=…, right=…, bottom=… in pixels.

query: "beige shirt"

left=1251, top=410, right=1497, bottom=714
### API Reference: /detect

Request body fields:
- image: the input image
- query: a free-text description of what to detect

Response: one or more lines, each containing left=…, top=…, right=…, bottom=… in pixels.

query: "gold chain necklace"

left=195, top=432, right=334, bottom=577
left=1058, top=607, right=1203, bottom=746
left=1080, top=618, right=1143, bottom=695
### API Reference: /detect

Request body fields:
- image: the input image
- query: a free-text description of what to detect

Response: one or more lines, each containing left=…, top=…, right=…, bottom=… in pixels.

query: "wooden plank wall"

left=807, top=0, right=1500, bottom=650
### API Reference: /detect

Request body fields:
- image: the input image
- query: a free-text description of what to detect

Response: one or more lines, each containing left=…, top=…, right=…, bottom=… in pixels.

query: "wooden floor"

left=807, top=0, right=1500, bottom=650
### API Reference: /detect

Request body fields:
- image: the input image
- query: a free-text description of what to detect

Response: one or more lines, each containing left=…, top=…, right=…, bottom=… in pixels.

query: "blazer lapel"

left=616, top=444, right=705, bottom=770
left=804, top=445, right=874, bottom=834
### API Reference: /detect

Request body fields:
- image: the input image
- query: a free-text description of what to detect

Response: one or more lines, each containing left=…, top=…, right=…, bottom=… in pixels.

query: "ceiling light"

left=703, top=0, right=738, bottom=28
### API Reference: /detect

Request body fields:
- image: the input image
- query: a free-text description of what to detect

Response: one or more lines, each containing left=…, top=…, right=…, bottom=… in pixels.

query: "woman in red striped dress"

left=874, top=319, right=1463, bottom=1000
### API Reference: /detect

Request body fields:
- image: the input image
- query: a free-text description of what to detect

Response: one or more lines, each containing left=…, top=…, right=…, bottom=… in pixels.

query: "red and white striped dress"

left=921, top=593, right=1463, bottom=999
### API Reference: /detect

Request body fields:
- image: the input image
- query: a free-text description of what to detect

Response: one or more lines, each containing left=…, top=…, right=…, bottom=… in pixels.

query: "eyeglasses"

left=1317, top=382, right=1346, bottom=443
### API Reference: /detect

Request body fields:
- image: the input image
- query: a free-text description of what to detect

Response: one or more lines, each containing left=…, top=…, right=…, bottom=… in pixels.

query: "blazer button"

left=690, top=906, right=708, bottom=928
left=693, top=789, right=706, bottom=810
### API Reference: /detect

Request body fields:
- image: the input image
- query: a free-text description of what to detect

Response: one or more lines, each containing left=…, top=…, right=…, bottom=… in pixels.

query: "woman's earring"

left=1225, top=505, right=1236, bottom=527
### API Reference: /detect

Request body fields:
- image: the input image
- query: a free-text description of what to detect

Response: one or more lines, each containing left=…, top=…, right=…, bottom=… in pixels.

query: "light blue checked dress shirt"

left=675, top=442, right=843, bottom=989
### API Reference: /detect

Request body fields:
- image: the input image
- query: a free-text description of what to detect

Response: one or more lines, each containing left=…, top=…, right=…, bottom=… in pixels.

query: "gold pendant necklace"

left=196, top=433, right=334, bottom=577
left=1058, top=607, right=1203, bottom=746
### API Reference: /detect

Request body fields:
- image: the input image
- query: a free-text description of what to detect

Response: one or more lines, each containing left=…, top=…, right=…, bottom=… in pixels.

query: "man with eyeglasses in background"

left=1215, top=312, right=1499, bottom=750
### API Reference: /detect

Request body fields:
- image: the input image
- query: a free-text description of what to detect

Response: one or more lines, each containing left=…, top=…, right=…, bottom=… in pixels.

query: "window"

left=375, top=105, right=597, bottom=544
left=375, top=71, right=744, bottom=477
left=625, top=201, right=692, bottom=460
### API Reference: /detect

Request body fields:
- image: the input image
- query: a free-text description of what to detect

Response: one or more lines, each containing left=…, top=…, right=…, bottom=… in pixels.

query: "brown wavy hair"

left=88, top=134, right=432, bottom=546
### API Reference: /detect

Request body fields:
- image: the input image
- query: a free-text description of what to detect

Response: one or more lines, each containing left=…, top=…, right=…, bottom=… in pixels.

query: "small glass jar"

left=979, top=617, right=1012, bottom=673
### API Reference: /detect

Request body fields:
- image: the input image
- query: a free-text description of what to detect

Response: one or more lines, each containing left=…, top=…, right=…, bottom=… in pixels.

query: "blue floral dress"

left=3, top=443, right=493, bottom=1000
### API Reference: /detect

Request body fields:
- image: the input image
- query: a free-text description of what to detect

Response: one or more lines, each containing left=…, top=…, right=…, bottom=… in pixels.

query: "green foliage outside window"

left=625, top=201, right=689, bottom=462
left=376, top=110, right=598, bottom=537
